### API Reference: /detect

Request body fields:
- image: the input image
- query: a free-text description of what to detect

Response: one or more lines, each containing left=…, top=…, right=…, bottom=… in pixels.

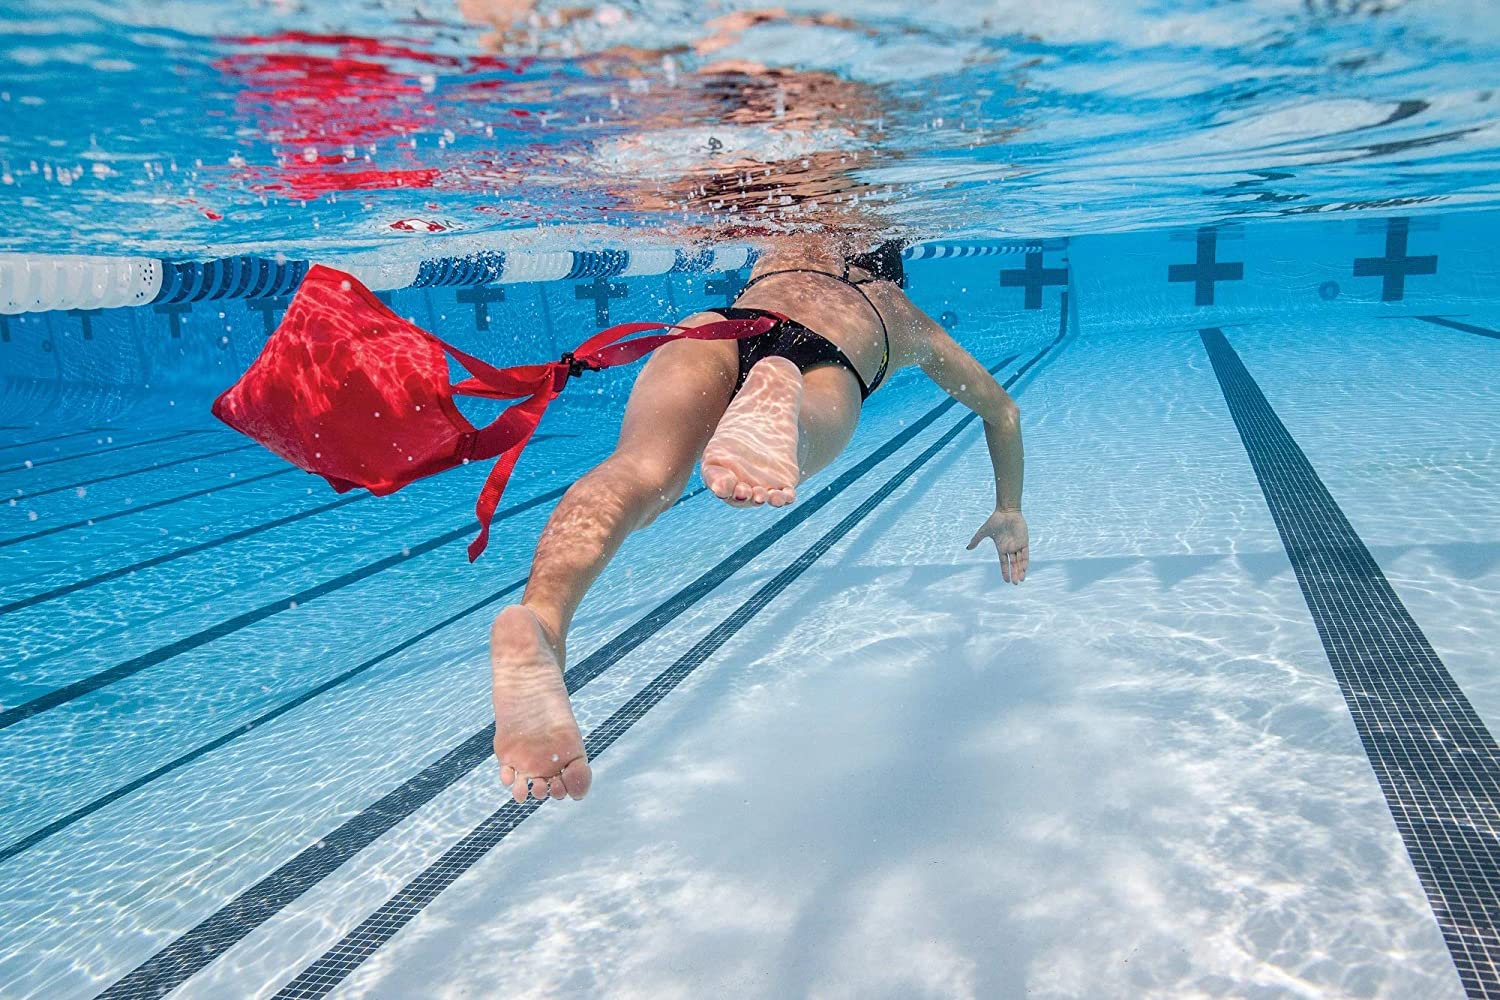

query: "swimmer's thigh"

left=612, top=314, right=740, bottom=479
left=795, top=364, right=863, bottom=478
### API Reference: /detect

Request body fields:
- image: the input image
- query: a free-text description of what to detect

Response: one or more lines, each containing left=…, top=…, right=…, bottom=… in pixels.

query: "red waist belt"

left=211, top=264, right=780, bottom=560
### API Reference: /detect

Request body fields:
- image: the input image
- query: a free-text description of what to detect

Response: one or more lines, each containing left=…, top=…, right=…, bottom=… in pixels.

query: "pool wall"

left=0, top=210, right=1495, bottom=430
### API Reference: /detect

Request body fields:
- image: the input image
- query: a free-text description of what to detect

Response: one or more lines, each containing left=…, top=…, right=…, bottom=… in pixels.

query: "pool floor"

left=2, top=311, right=1498, bottom=998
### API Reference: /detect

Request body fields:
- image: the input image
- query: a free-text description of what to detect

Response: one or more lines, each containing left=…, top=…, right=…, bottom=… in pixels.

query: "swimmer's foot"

left=701, top=356, right=803, bottom=508
left=490, top=604, right=591, bottom=803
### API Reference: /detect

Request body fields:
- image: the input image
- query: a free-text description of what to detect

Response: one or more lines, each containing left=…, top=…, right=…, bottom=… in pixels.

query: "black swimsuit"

left=713, top=263, right=894, bottom=402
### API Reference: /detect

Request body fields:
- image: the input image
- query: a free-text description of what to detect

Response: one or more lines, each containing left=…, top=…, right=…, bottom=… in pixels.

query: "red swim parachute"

left=212, top=264, right=778, bottom=560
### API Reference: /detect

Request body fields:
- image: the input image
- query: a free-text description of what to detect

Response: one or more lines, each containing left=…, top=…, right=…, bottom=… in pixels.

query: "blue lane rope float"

left=0, top=242, right=1042, bottom=315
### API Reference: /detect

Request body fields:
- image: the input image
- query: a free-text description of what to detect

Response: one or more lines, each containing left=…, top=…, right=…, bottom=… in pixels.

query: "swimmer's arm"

left=916, top=318, right=1023, bottom=512
left=917, top=316, right=1028, bottom=584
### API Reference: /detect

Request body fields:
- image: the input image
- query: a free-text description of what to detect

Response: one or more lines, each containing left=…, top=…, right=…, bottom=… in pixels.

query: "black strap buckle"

left=559, top=351, right=597, bottom=379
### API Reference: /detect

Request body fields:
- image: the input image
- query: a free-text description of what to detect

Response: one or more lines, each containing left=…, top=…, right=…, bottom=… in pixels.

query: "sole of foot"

left=701, top=356, right=803, bottom=509
left=490, top=605, right=592, bottom=803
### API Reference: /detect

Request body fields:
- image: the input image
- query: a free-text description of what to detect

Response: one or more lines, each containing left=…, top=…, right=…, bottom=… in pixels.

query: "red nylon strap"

left=437, top=312, right=782, bottom=561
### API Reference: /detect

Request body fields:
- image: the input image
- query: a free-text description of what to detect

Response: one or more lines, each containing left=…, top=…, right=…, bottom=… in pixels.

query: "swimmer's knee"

left=640, top=468, right=691, bottom=525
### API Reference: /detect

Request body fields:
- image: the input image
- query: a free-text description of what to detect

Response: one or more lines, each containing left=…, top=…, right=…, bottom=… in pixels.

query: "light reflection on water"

left=0, top=0, right=1498, bottom=255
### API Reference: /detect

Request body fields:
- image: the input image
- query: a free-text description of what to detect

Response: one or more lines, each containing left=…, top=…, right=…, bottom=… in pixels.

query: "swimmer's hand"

left=967, top=509, right=1028, bottom=585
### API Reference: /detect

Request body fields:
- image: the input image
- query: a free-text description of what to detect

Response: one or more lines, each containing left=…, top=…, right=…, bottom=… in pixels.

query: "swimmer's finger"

left=998, top=548, right=1012, bottom=584
left=966, top=526, right=985, bottom=550
left=1016, top=547, right=1029, bottom=583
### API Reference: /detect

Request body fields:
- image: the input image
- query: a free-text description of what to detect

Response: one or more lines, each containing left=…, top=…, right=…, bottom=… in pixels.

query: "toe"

left=500, top=762, right=516, bottom=786
left=732, top=481, right=752, bottom=502
left=528, top=776, right=550, bottom=802
left=561, top=757, right=592, bottom=800
left=549, top=775, right=568, bottom=800
left=509, top=777, right=528, bottom=804
left=751, top=486, right=769, bottom=505
left=702, top=464, right=737, bottom=499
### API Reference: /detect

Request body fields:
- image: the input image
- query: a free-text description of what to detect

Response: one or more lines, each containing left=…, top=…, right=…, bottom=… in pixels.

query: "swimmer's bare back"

left=488, top=237, right=1028, bottom=805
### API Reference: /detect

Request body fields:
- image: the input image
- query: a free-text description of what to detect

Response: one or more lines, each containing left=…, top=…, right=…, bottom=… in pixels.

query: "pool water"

left=3, top=0, right=1499, bottom=252
left=3, top=2, right=1500, bottom=999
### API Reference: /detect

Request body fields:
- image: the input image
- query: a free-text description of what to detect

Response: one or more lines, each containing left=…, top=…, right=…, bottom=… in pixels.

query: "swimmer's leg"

left=490, top=321, right=739, bottom=804
left=701, top=360, right=861, bottom=508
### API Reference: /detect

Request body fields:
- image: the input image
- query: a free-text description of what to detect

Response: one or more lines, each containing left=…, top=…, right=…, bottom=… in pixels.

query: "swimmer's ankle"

left=520, top=602, right=567, bottom=659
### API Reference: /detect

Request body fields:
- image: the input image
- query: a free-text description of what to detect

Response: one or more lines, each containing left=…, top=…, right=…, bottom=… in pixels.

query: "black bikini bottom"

left=711, top=306, right=873, bottom=401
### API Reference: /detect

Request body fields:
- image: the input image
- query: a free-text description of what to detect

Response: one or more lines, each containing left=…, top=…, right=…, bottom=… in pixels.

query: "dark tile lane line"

left=0, top=579, right=526, bottom=866
left=0, top=427, right=122, bottom=453
left=0, top=468, right=297, bottom=550
left=0, top=495, right=366, bottom=616
left=0, top=483, right=568, bottom=732
left=0, top=430, right=214, bottom=475
left=1202, top=327, right=1500, bottom=1000
left=9, top=443, right=261, bottom=502
left=0, top=436, right=565, bottom=614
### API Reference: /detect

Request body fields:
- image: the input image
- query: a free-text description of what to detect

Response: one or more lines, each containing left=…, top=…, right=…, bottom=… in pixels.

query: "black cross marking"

left=1353, top=217, right=1437, bottom=302
left=154, top=302, right=192, bottom=339
left=455, top=285, right=507, bottom=331
left=1168, top=228, right=1243, bottom=306
left=246, top=297, right=290, bottom=337
left=704, top=269, right=747, bottom=306
left=574, top=275, right=628, bottom=325
left=68, top=310, right=99, bottom=341
left=999, top=251, right=1068, bottom=309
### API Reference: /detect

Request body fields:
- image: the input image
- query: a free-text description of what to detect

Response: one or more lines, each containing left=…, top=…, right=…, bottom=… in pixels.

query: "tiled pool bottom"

left=3, top=250, right=1500, bottom=994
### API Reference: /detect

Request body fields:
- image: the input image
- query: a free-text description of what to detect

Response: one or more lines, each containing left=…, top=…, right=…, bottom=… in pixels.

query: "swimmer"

left=489, top=234, right=1029, bottom=804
